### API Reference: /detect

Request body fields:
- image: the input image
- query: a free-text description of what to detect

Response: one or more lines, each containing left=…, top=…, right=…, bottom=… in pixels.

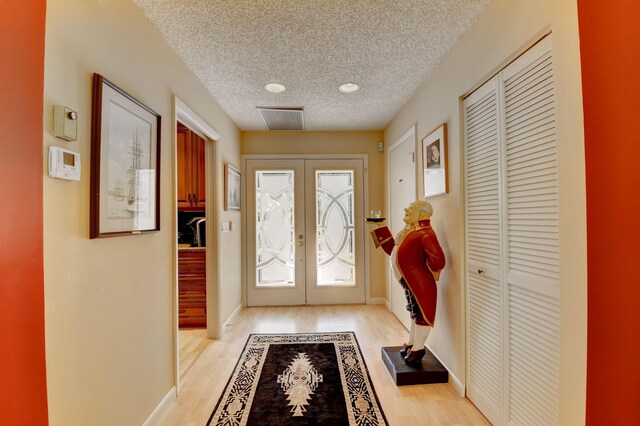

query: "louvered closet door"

left=503, top=36, right=560, bottom=425
left=464, top=77, right=503, bottom=425
left=464, top=34, right=559, bottom=426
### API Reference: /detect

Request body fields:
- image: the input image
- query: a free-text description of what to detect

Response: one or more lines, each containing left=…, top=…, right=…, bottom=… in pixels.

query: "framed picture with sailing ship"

left=90, top=73, right=161, bottom=238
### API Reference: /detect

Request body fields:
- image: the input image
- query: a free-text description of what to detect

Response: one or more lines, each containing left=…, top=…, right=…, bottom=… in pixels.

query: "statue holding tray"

left=369, top=200, right=445, bottom=366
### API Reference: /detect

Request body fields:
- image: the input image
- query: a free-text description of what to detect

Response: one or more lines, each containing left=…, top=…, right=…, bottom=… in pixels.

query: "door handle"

left=188, top=193, right=193, bottom=206
left=477, top=269, right=484, bottom=275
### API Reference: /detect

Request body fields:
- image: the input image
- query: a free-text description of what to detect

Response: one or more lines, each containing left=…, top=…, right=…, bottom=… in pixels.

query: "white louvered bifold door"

left=464, top=34, right=560, bottom=426
left=464, top=77, right=503, bottom=426
left=503, top=36, right=560, bottom=426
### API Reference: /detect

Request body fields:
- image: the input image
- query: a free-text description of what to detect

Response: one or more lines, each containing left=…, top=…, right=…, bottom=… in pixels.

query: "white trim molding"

left=222, top=303, right=243, bottom=334
left=425, top=343, right=465, bottom=397
left=173, top=96, right=222, bottom=397
left=175, top=97, right=220, bottom=141
left=387, top=125, right=416, bottom=153
left=143, top=386, right=176, bottom=426
left=449, top=371, right=465, bottom=398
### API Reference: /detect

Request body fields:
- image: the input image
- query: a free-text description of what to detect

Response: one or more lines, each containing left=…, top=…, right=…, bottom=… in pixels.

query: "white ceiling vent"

left=257, top=107, right=305, bottom=130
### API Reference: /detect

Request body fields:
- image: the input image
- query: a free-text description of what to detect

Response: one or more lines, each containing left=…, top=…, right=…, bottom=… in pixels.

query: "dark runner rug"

left=207, top=332, right=388, bottom=425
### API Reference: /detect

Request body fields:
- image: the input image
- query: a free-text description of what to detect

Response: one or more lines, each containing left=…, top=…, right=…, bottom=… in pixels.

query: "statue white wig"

left=413, top=199, right=433, bottom=219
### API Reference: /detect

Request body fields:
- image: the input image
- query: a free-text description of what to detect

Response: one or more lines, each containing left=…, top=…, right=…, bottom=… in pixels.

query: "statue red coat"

left=372, top=219, right=446, bottom=326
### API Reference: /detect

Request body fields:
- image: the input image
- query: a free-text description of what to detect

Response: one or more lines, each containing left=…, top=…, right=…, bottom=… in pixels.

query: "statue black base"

left=381, top=346, right=448, bottom=386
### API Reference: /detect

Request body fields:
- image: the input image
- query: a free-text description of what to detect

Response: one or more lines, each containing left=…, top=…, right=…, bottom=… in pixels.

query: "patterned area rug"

left=207, top=332, right=387, bottom=425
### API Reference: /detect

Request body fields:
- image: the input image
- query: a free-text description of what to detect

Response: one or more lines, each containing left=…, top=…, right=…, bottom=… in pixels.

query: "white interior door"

left=464, top=77, right=503, bottom=424
left=246, top=158, right=365, bottom=306
left=388, top=129, right=416, bottom=330
left=464, top=35, right=560, bottom=425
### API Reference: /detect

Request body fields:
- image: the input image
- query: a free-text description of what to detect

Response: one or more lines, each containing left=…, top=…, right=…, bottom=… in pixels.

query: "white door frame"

left=386, top=125, right=417, bottom=322
left=173, top=97, right=222, bottom=394
left=241, top=154, right=371, bottom=305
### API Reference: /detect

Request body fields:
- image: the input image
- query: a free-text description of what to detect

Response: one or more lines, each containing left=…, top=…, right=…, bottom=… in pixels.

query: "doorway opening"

left=176, top=121, right=208, bottom=383
left=173, top=97, right=221, bottom=394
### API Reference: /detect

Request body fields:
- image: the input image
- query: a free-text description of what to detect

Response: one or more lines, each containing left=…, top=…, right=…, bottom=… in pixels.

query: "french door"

left=246, top=158, right=365, bottom=306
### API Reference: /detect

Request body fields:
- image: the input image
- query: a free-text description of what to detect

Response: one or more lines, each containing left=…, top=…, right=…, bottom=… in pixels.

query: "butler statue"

left=371, top=200, right=445, bottom=366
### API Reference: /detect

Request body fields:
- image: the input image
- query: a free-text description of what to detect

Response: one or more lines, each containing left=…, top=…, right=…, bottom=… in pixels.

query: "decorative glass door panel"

left=247, top=160, right=305, bottom=306
left=246, top=158, right=365, bottom=306
left=256, top=171, right=295, bottom=287
left=305, top=159, right=365, bottom=305
left=315, top=171, right=355, bottom=286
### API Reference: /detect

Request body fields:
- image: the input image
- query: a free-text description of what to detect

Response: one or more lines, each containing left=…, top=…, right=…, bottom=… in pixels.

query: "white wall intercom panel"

left=49, top=146, right=81, bottom=181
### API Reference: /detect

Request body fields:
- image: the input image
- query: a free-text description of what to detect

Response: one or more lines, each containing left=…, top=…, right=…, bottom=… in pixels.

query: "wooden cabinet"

left=178, top=249, right=206, bottom=328
left=177, top=122, right=206, bottom=211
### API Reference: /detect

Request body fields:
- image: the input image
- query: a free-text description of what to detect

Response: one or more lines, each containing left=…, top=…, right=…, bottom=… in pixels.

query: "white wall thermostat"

left=49, top=146, right=81, bottom=181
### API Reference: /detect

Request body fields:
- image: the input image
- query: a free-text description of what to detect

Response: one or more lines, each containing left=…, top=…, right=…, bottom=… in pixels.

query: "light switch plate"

left=221, top=221, right=230, bottom=233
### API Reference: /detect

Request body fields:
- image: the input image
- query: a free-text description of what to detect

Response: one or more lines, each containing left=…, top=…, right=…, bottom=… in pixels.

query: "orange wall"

left=0, top=0, right=49, bottom=424
left=578, top=0, right=640, bottom=423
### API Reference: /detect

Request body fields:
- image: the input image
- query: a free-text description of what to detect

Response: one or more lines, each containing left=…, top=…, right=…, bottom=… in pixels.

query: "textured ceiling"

left=134, top=0, right=491, bottom=131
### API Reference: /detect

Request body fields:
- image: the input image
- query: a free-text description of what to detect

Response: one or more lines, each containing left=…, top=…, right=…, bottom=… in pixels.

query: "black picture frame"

left=90, top=73, right=161, bottom=238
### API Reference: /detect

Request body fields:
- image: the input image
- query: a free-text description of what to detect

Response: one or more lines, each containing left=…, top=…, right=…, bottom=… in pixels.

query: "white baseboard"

left=143, top=386, right=176, bottom=426
left=448, top=369, right=465, bottom=397
left=222, top=303, right=243, bottom=334
left=368, top=297, right=387, bottom=305
left=425, top=344, right=466, bottom=398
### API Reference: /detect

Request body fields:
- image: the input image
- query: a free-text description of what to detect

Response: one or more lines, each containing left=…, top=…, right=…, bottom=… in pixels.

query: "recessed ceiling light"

left=265, top=83, right=286, bottom=93
left=339, top=82, right=360, bottom=93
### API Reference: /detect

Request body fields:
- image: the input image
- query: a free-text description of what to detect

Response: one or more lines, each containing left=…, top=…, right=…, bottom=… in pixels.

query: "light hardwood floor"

left=159, top=305, right=489, bottom=426
left=179, top=328, right=209, bottom=383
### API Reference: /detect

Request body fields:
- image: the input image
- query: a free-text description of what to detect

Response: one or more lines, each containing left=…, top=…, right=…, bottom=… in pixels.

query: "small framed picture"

left=422, top=123, right=448, bottom=198
left=225, top=164, right=241, bottom=211
left=90, top=73, right=161, bottom=238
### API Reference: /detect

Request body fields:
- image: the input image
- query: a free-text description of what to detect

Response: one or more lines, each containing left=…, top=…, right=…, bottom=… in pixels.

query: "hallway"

left=4, top=0, right=640, bottom=423
left=158, top=305, right=489, bottom=425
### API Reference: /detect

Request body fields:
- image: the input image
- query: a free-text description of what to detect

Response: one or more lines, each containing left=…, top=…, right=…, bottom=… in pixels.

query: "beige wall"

left=384, top=0, right=586, bottom=422
left=43, top=0, right=241, bottom=424
left=242, top=131, right=386, bottom=300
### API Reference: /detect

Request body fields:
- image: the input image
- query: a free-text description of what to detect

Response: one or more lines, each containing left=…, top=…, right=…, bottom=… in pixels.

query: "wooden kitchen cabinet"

left=178, top=249, right=206, bottom=328
left=177, top=122, right=206, bottom=211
